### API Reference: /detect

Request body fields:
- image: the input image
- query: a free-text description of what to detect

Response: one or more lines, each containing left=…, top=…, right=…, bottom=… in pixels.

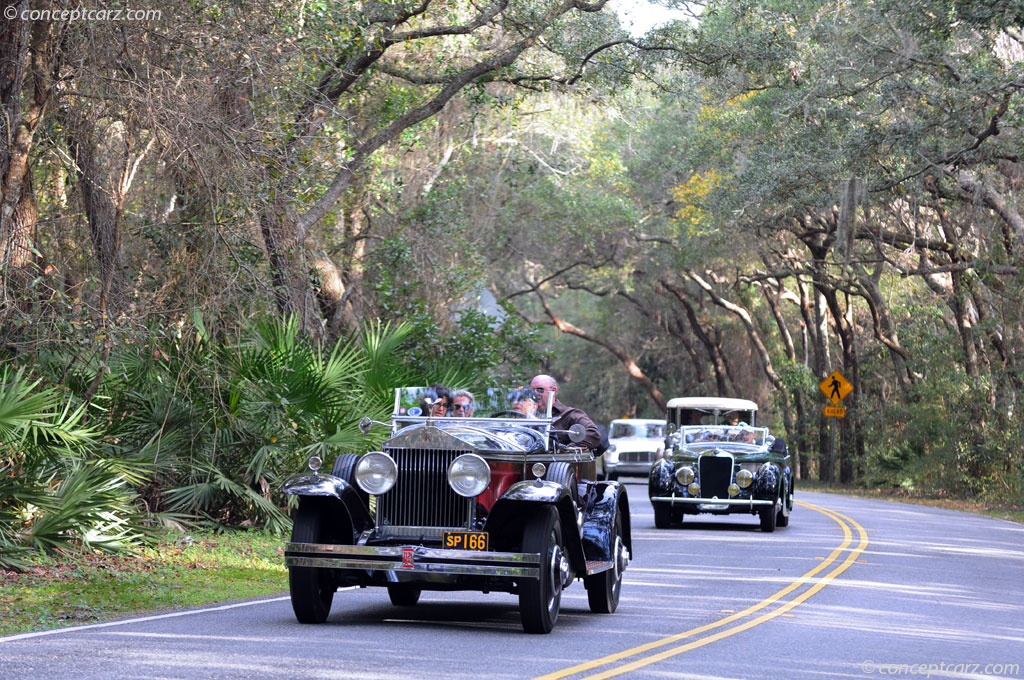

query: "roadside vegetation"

left=799, top=481, right=1024, bottom=525
left=0, top=529, right=284, bottom=636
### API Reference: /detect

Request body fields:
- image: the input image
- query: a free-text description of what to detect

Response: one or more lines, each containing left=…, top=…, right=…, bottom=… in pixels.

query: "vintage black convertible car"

left=649, top=397, right=793, bottom=532
left=281, top=387, right=632, bottom=633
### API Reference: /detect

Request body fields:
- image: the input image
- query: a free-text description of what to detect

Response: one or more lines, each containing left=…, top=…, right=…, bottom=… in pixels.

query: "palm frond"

left=23, top=460, right=147, bottom=555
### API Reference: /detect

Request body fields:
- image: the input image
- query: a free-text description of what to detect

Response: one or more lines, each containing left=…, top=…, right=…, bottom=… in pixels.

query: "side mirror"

left=568, top=423, right=586, bottom=443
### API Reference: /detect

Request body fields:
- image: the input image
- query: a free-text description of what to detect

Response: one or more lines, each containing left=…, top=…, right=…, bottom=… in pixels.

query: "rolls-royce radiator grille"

left=379, top=447, right=472, bottom=530
left=699, top=455, right=733, bottom=498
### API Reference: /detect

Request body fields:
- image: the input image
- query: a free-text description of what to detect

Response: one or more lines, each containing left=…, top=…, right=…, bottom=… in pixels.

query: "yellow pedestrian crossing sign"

left=819, top=370, right=852, bottom=405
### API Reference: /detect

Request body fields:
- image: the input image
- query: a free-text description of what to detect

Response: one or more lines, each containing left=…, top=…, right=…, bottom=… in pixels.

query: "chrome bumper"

left=650, top=496, right=775, bottom=508
left=285, top=542, right=540, bottom=578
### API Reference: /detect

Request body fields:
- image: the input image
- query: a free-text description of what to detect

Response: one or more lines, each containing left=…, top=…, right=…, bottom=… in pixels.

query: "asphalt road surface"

left=3, top=483, right=1023, bottom=680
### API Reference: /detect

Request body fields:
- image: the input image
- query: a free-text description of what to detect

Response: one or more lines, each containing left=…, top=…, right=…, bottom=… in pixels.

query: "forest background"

left=2, top=0, right=1023, bottom=567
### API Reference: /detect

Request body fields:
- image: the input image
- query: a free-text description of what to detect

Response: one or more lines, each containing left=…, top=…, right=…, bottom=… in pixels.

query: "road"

left=2, top=482, right=1023, bottom=680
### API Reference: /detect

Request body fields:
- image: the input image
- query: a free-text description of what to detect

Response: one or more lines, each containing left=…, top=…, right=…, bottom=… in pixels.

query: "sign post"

left=819, top=370, right=852, bottom=486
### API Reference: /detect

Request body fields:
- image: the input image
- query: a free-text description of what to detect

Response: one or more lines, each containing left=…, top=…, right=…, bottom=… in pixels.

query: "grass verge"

left=0, top=529, right=287, bottom=636
left=798, top=479, right=1024, bottom=524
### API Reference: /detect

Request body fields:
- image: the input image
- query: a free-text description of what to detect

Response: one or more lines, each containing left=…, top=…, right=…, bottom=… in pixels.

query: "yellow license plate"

left=442, top=531, right=489, bottom=551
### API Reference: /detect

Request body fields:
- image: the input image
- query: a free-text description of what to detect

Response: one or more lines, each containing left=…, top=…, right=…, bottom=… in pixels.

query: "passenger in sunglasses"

left=450, top=390, right=475, bottom=417
left=419, top=384, right=451, bottom=417
left=529, top=374, right=602, bottom=450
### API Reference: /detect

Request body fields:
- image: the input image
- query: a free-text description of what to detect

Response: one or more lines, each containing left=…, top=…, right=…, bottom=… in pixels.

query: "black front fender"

left=752, top=463, right=780, bottom=501
left=485, top=480, right=585, bottom=573
left=649, top=458, right=675, bottom=498
left=582, top=482, right=631, bottom=562
left=282, top=473, right=373, bottom=534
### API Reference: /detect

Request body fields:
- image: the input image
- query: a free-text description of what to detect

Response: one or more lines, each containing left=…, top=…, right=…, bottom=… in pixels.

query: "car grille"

left=698, top=455, right=733, bottom=498
left=619, top=451, right=655, bottom=463
left=378, top=447, right=473, bottom=532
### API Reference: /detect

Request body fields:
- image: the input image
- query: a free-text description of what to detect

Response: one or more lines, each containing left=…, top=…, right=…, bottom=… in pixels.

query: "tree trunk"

left=533, top=288, right=666, bottom=411
left=761, top=279, right=805, bottom=480
left=67, top=117, right=124, bottom=313
left=259, top=201, right=322, bottom=337
left=1, top=3, right=51, bottom=307
left=662, top=279, right=731, bottom=395
left=686, top=269, right=798, bottom=453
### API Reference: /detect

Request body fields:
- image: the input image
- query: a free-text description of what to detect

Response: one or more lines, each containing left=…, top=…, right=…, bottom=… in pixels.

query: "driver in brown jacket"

left=529, top=374, right=603, bottom=450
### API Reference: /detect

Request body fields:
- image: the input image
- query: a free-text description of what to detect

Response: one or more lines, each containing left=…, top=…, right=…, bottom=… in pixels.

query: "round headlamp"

left=307, top=455, right=322, bottom=473
left=355, top=451, right=398, bottom=495
left=736, top=468, right=753, bottom=488
left=531, top=462, right=547, bottom=479
left=675, top=466, right=695, bottom=485
left=448, top=453, right=491, bottom=498
left=687, top=481, right=700, bottom=496
left=728, top=483, right=740, bottom=497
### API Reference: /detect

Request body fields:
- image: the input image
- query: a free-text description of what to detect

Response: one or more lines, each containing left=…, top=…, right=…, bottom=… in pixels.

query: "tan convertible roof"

left=665, top=397, right=758, bottom=412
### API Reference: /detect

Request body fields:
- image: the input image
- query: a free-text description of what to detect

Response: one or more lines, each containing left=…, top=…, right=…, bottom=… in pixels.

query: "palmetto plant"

left=0, top=367, right=147, bottom=570
left=94, top=316, right=483, bottom=534
left=2, top=314, right=503, bottom=567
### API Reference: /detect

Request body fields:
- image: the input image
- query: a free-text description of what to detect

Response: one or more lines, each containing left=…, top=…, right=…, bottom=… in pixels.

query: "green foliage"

left=861, top=372, right=1023, bottom=504
left=0, top=529, right=285, bottom=635
left=365, top=235, right=547, bottom=381
left=1, top=311, right=518, bottom=568
left=0, top=367, right=148, bottom=570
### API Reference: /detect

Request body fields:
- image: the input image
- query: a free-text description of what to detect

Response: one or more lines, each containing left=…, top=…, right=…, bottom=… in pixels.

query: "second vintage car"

left=281, top=386, right=632, bottom=633
left=649, top=397, right=793, bottom=532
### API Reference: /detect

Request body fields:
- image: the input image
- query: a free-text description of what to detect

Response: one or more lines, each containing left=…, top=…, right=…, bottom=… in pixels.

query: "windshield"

left=611, top=422, right=665, bottom=439
left=677, top=425, right=769, bottom=449
left=393, top=386, right=553, bottom=420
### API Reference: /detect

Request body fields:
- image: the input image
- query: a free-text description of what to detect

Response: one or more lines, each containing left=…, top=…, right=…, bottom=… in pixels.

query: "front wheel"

left=653, top=503, right=672, bottom=529
left=759, top=500, right=778, bottom=533
left=519, top=507, right=564, bottom=634
left=289, top=500, right=336, bottom=623
left=776, top=477, right=791, bottom=528
left=585, top=511, right=625, bottom=613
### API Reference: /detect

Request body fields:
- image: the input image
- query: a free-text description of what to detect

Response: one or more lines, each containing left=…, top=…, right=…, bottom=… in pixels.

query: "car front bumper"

left=650, top=495, right=776, bottom=510
left=612, top=461, right=655, bottom=475
left=285, top=542, right=541, bottom=578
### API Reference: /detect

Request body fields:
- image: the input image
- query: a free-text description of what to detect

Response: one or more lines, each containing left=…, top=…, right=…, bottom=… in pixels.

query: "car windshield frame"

left=610, top=420, right=665, bottom=440
left=677, top=425, right=770, bottom=451
left=394, top=386, right=554, bottom=418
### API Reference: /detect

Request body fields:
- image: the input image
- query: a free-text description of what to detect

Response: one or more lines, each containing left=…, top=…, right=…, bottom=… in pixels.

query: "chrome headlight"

left=728, top=483, right=740, bottom=497
left=687, top=481, right=700, bottom=496
left=355, top=451, right=397, bottom=495
left=675, top=466, right=695, bottom=485
left=307, top=455, right=322, bottom=473
left=448, top=453, right=491, bottom=498
left=735, top=468, right=753, bottom=488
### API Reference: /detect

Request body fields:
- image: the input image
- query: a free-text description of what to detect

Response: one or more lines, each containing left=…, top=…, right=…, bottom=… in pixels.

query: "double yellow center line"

left=533, top=500, right=869, bottom=680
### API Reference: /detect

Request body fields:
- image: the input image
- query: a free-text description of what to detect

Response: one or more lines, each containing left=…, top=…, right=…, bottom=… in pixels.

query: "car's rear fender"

left=485, top=480, right=586, bottom=573
left=282, top=473, right=373, bottom=536
left=581, top=482, right=631, bottom=562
